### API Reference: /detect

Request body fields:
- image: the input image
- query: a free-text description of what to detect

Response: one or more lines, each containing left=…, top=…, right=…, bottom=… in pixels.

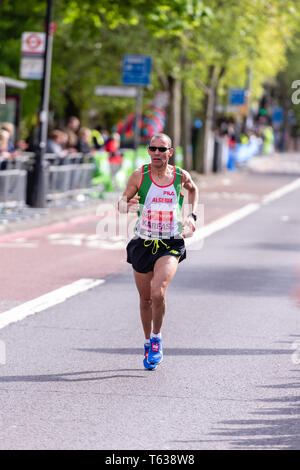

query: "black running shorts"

left=126, top=236, right=186, bottom=274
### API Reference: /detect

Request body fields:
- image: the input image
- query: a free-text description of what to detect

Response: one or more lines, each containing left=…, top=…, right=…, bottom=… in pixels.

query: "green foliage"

left=1, top=0, right=300, bottom=137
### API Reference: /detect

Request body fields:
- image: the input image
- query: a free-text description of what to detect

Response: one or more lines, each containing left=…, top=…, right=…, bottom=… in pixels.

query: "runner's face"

left=148, top=137, right=174, bottom=168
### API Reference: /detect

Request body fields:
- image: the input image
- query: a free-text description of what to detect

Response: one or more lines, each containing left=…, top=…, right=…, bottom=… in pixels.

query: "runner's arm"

left=117, top=169, right=141, bottom=213
left=182, top=170, right=198, bottom=216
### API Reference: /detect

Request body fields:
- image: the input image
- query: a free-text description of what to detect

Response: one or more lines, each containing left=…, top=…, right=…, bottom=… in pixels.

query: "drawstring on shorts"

left=143, top=239, right=170, bottom=255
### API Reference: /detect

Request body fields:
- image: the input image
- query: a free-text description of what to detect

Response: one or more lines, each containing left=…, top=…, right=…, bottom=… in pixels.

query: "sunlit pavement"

left=0, top=152, right=299, bottom=310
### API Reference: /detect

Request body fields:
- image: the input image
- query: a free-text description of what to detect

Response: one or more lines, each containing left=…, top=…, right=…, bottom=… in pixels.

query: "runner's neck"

left=150, top=164, right=175, bottom=183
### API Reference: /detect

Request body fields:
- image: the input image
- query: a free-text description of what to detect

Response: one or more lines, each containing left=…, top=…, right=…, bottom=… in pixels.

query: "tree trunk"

left=181, top=81, right=193, bottom=170
left=166, top=75, right=181, bottom=165
left=194, top=66, right=219, bottom=174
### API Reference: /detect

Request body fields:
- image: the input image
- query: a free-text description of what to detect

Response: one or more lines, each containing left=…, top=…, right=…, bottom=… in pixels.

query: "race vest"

left=135, top=164, right=184, bottom=240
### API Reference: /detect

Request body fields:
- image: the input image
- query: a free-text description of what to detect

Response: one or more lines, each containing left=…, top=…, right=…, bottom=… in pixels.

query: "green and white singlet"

left=135, top=164, right=184, bottom=240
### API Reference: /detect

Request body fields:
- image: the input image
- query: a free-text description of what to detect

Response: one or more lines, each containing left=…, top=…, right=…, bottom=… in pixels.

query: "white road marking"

left=0, top=278, right=105, bottom=330
left=187, top=177, right=300, bottom=247
left=186, top=203, right=260, bottom=247
left=0, top=242, right=37, bottom=248
left=262, top=177, right=300, bottom=205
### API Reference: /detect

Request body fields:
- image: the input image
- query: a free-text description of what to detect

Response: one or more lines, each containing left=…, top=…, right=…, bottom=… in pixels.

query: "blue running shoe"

left=148, top=336, right=163, bottom=365
left=143, top=344, right=157, bottom=371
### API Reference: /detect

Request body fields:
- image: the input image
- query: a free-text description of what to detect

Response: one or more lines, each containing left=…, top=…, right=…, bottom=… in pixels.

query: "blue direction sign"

left=122, top=55, right=152, bottom=86
left=229, top=88, right=247, bottom=106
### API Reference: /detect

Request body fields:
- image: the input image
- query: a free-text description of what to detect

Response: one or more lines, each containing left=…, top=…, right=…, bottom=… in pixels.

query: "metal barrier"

left=0, top=169, right=27, bottom=208
left=46, top=162, right=96, bottom=201
left=0, top=152, right=103, bottom=207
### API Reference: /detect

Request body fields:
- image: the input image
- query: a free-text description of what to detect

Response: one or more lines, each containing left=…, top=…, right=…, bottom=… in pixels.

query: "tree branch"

left=195, top=79, right=210, bottom=95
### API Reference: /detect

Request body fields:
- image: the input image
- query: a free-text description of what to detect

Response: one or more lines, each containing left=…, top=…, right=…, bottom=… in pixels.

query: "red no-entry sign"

left=21, top=32, right=46, bottom=55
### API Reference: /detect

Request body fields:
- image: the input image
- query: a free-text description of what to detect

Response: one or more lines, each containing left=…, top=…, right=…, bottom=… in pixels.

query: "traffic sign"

left=20, top=56, right=44, bottom=80
left=229, top=88, right=247, bottom=106
left=122, top=55, right=152, bottom=86
left=272, top=106, right=283, bottom=124
left=21, top=32, right=46, bottom=55
left=94, top=85, right=138, bottom=98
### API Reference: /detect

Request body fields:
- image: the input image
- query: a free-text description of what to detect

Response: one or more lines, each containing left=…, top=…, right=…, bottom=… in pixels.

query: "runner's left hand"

left=182, top=218, right=196, bottom=238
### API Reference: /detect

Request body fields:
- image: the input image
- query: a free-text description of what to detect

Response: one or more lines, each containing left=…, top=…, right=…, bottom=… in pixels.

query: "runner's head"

left=148, top=133, right=174, bottom=168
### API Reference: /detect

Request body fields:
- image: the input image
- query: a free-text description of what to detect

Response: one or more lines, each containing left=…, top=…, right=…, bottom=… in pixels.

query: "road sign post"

left=122, top=55, right=151, bottom=155
left=0, top=79, right=5, bottom=105
left=134, top=87, right=143, bottom=151
left=31, top=0, right=54, bottom=208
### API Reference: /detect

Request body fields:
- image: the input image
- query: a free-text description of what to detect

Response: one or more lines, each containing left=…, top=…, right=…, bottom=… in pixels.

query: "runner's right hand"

left=127, top=196, right=140, bottom=213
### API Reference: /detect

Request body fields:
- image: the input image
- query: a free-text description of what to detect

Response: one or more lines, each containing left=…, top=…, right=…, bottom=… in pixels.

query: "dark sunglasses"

left=148, top=146, right=172, bottom=153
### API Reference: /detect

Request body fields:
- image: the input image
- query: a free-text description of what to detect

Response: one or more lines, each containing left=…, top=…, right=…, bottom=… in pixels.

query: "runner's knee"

left=151, top=285, right=165, bottom=304
left=140, top=296, right=152, bottom=308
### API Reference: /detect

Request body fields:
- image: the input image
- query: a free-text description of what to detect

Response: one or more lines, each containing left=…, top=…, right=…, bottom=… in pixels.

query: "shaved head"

left=149, top=133, right=172, bottom=147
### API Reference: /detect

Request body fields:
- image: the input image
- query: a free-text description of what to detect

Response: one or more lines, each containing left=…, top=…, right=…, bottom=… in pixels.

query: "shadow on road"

left=168, top=335, right=300, bottom=450
left=76, top=347, right=291, bottom=356
left=207, top=385, right=300, bottom=450
left=0, top=369, right=146, bottom=383
left=168, top=382, right=300, bottom=450
left=177, top=266, right=296, bottom=297
left=247, top=242, right=300, bottom=253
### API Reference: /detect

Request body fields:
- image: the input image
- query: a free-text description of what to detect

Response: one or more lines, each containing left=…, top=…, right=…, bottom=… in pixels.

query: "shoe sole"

left=144, top=365, right=157, bottom=371
left=148, top=357, right=163, bottom=366
left=143, top=361, right=157, bottom=371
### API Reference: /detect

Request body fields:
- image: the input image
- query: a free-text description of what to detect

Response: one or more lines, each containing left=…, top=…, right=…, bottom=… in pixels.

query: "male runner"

left=118, top=133, right=198, bottom=370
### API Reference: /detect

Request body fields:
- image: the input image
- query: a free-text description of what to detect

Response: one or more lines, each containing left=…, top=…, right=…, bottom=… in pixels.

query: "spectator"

left=65, top=116, right=80, bottom=148
left=1, top=122, right=15, bottom=152
left=1, top=122, right=29, bottom=152
left=105, top=132, right=122, bottom=154
left=46, top=129, right=69, bottom=158
left=90, top=125, right=105, bottom=150
left=76, top=127, right=93, bottom=154
left=60, top=131, right=69, bottom=151
left=0, top=129, right=14, bottom=169
left=105, top=132, right=123, bottom=170
left=263, top=124, right=274, bottom=155
left=0, top=129, right=10, bottom=156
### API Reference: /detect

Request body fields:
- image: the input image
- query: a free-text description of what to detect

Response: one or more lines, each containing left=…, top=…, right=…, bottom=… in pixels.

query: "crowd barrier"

left=0, top=168, right=27, bottom=208
left=46, top=162, right=96, bottom=201
left=1, top=139, right=261, bottom=208
left=0, top=152, right=101, bottom=207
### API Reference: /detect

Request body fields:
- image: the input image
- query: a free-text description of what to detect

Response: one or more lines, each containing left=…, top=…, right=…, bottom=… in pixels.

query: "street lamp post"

left=31, top=0, right=54, bottom=207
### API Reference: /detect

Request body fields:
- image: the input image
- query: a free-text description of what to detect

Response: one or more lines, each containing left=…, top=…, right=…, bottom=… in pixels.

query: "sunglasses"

left=148, top=146, right=172, bottom=153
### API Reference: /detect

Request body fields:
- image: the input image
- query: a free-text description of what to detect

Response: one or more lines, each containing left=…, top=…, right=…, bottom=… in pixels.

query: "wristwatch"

left=188, top=213, right=197, bottom=222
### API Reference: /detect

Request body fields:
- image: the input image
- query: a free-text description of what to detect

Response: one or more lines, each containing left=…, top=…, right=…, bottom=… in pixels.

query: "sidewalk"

left=0, top=152, right=299, bottom=236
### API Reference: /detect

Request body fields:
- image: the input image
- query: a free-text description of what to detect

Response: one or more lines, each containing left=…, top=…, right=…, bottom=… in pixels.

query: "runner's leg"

left=133, top=270, right=153, bottom=339
left=151, top=256, right=180, bottom=334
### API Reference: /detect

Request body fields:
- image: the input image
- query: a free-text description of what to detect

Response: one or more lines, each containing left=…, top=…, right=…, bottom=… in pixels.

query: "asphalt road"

left=0, top=186, right=300, bottom=450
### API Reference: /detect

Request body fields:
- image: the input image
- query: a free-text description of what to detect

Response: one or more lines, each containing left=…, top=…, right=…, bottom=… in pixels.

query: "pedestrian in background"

left=90, top=125, right=105, bottom=150
left=65, top=116, right=80, bottom=149
left=46, top=129, right=69, bottom=159
left=76, top=127, right=93, bottom=154
left=0, top=129, right=10, bottom=159
left=1, top=122, right=15, bottom=151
